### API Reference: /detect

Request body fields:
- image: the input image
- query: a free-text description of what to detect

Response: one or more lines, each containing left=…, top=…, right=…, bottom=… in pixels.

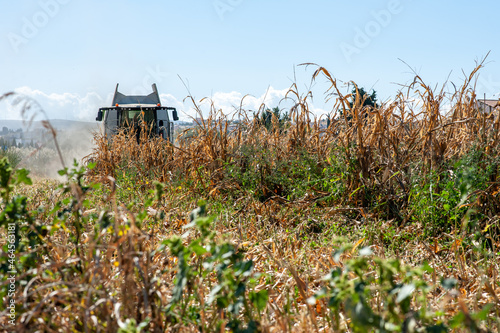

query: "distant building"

left=477, top=99, right=500, bottom=113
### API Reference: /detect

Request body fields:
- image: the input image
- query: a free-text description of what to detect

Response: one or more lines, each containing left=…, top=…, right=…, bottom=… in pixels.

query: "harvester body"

left=96, top=83, right=178, bottom=143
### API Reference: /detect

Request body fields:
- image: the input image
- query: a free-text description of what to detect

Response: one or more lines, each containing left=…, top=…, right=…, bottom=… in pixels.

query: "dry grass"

left=1, top=62, right=500, bottom=331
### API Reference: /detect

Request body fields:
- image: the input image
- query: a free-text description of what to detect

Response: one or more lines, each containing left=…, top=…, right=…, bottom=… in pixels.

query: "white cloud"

left=0, top=86, right=330, bottom=122
left=163, top=87, right=294, bottom=121
left=180, top=87, right=326, bottom=120
left=0, top=86, right=106, bottom=121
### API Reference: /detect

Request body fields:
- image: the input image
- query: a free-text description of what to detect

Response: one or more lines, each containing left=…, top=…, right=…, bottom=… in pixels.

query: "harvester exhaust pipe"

left=152, top=83, right=159, bottom=105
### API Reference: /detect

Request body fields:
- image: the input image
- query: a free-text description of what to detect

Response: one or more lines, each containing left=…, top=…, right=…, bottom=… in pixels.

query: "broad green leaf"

left=250, top=289, right=268, bottom=312
left=190, top=243, right=207, bottom=256
left=396, top=284, right=415, bottom=303
left=14, top=168, right=32, bottom=185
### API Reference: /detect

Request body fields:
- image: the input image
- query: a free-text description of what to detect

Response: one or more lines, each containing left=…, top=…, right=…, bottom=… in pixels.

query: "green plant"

left=158, top=201, right=268, bottom=331
left=309, top=242, right=494, bottom=332
left=409, top=146, right=496, bottom=237
left=117, top=318, right=151, bottom=333
left=0, top=148, right=22, bottom=169
left=3, top=61, right=500, bottom=331
left=259, top=107, right=290, bottom=132
left=0, top=157, right=43, bottom=283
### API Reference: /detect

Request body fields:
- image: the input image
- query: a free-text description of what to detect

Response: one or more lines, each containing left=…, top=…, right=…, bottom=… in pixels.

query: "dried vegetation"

left=1, top=63, right=500, bottom=332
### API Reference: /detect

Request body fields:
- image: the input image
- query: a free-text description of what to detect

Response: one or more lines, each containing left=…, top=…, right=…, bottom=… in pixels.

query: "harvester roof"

left=111, top=83, right=161, bottom=106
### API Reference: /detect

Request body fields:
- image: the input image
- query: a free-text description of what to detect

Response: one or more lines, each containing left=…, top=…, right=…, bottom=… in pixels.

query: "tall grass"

left=90, top=62, right=500, bottom=231
left=1, top=63, right=500, bottom=331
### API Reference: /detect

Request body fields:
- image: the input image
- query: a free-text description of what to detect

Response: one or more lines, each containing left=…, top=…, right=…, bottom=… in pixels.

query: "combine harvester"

left=96, top=83, right=179, bottom=143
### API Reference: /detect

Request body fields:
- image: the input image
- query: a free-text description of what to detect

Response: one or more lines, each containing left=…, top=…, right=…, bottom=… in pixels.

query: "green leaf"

left=449, top=312, right=466, bottom=328
left=425, top=324, right=448, bottom=333
left=207, top=284, right=223, bottom=305
left=332, top=248, right=344, bottom=263
left=250, top=289, right=268, bottom=312
left=384, top=322, right=400, bottom=331
left=154, top=181, right=164, bottom=202
left=0, top=157, right=13, bottom=186
left=136, top=317, right=151, bottom=330
left=234, top=260, right=254, bottom=277
left=14, top=168, right=32, bottom=185
left=396, top=284, right=415, bottom=303
left=58, top=168, right=68, bottom=176
left=190, top=243, right=207, bottom=256
left=472, top=303, right=493, bottom=321
left=441, top=278, right=458, bottom=290
left=422, top=261, right=434, bottom=273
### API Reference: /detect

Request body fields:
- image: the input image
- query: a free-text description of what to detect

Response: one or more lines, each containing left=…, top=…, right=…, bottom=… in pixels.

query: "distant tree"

left=259, top=107, right=290, bottom=132
left=0, top=137, right=4, bottom=150
left=349, top=86, right=378, bottom=110
left=340, top=86, right=379, bottom=123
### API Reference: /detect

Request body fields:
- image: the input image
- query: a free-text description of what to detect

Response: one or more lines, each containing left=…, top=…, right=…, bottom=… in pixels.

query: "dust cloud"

left=15, top=122, right=102, bottom=179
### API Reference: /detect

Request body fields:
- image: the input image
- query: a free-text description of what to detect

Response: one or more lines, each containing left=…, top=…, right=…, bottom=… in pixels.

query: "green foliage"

left=0, top=148, right=22, bottom=169
left=0, top=157, right=42, bottom=277
left=349, top=86, right=378, bottom=110
left=259, top=107, right=290, bottom=132
left=1, top=133, right=498, bottom=331
left=409, top=146, right=496, bottom=237
left=340, top=85, right=379, bottom=120
left=310, top=242, right=493, bottom=332
left=118, top=318, right=151, bottom=333
left=157, top=201, right=267, bottom=331
left=1, top=158, right=269, bottom=331
left=0, top=158, right=105, bottom=319
left=228, top=146, right=312, bottom=201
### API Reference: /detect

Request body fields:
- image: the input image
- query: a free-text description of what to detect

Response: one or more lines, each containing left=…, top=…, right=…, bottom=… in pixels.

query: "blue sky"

left=1, top=0, right=499, bottom=121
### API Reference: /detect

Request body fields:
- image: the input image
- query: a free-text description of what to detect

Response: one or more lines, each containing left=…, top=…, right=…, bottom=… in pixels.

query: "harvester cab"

left=96, top=83, right=179, bottom=143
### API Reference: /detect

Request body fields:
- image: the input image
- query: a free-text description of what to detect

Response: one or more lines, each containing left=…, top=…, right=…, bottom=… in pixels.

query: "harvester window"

left=121, top=110, right=155, bottom=127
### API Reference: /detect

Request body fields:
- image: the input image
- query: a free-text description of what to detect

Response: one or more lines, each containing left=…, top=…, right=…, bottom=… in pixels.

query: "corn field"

left=1, top=63, right=499, bottom=332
